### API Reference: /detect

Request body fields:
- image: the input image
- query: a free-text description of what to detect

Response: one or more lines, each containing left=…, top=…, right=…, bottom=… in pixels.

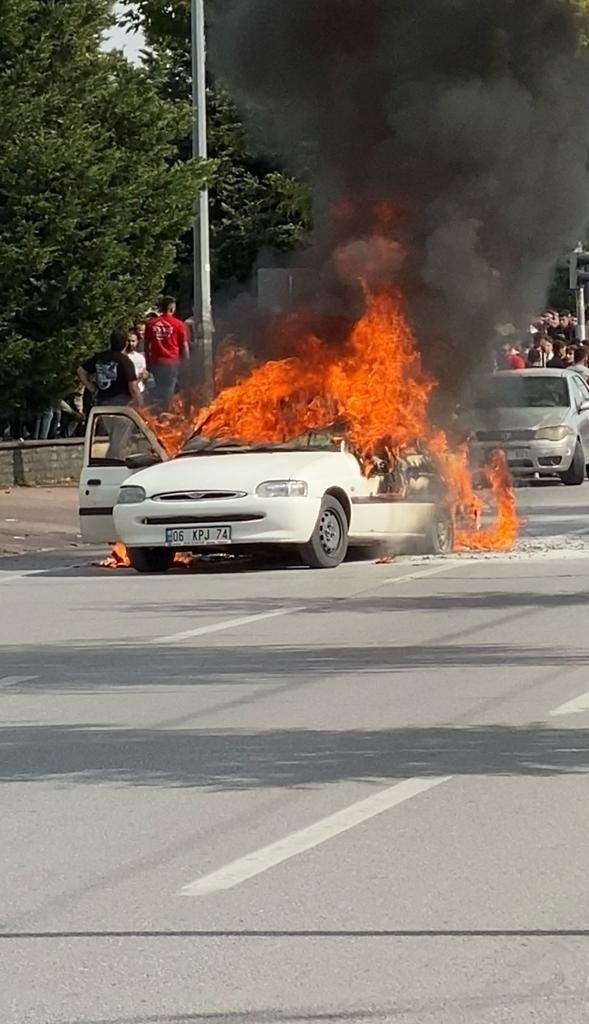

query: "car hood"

left=127, top=450, right=343, bottom=495
left=463, top=407, right=571, bottom=432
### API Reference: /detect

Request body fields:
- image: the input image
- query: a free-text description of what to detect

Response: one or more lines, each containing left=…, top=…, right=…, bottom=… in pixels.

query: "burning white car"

left=79, top=407, right=454, bottom=572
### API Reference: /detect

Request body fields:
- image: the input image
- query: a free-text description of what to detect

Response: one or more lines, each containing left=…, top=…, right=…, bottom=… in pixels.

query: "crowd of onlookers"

left=498, top=308, right=589, bottom=379
left=0, top=298, right=191, bottom=442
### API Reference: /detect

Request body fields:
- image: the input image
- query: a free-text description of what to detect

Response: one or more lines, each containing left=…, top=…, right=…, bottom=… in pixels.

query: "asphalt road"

left=1, top=480, right=589, bottom=1024
left=0, top=488, right=80, bottom=555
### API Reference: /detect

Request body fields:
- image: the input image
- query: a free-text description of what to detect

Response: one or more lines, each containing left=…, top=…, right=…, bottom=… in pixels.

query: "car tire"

left=127, top=547, right=175, bottom=574
left=560, top=441, right=585, bottom=486
left=298, top=496, right=349, bottom=569
left=417, top=508, right=455, bottom=555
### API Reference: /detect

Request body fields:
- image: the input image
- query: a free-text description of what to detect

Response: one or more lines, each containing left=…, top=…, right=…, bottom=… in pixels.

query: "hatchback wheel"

left=418, top=508, right=455, bottom=555
left=128, top=547, right=175, bottom=574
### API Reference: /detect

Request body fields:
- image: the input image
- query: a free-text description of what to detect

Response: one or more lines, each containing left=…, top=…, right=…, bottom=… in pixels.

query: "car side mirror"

left=125, top=452, right=161, bottom=470
left=579, top=400, right=589, bottom=413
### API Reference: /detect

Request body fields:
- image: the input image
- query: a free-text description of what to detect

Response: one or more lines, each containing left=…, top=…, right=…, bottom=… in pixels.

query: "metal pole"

left=191, top=0, right=214, bottom=397
left=576, top=285, right=586, bottom=342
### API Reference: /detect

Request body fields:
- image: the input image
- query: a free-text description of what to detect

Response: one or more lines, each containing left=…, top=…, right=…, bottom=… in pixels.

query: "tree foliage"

left=0, top=0, right=207, bottom=413
left=126, top=0, right=312, bottom=300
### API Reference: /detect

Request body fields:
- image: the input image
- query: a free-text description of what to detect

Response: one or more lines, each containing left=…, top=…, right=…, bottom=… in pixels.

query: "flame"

left=97, top=543, right=199, bottom=569
left=130, top=235, right=518, bottom=555
left=197, top=290, right=434, bottom=454
left=96, top=541, right=130, bottom=568
left=140, top=399, right=189, bottom=459
left=455, top=449, right=519, bottom=551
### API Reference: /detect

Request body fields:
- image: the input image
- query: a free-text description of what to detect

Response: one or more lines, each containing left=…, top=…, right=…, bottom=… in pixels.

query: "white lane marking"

left=148, top=606, right=306, bottom=645
left=180, top=776, right=451, bottom=896
left=549, top=691, right=589, bottom=717
left=0, top=675, right=38, bottom=688
left=383, top=562, right=464, bottom=586
left=0, top=570, right=43, bottom=585
left=149, top=561, right=461, bottom=645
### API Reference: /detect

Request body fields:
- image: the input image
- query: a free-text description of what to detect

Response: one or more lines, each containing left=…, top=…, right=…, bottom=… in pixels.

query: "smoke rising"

left=211, top=0, right=589, bottom=392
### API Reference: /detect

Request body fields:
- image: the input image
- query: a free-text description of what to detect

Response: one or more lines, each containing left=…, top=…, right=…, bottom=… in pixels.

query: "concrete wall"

left=0, top=440, right=84, bottom=486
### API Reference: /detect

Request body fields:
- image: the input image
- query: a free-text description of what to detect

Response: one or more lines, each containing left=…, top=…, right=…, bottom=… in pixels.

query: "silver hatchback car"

left=464, top=369, right=589, bottom=484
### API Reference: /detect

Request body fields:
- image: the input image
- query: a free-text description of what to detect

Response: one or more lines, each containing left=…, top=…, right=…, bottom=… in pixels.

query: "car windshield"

left=177, top=425, right=346, bottom=457
left=176, top=438, right=275, bottom=457
left=474, top=376, right=569, bottom=409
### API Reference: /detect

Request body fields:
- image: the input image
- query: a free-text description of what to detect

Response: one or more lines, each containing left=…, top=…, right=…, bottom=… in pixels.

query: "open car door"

left=79, top=406, right=168, bottom=544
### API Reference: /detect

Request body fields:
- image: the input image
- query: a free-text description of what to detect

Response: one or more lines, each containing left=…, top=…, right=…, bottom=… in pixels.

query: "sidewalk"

left=0, top=486, right=81, bottom=555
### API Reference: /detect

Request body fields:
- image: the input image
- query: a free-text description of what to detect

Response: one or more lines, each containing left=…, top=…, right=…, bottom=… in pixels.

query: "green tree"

left=125, top=0, right=312, bottom=301
left=0, top=0, right=207, bottom=415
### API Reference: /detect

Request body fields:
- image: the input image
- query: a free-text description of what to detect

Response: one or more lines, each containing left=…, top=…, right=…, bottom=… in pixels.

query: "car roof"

left=490, top=369, right=573, bottom=379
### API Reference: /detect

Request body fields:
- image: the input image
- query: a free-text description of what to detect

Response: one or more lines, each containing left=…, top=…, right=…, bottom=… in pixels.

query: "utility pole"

left=191, top=0, right=214, bottom=397
left=570, top=242, right=588, bottom=342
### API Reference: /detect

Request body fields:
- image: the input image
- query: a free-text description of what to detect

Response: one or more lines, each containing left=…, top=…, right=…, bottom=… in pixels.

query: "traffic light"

left=569, top=249, right=589, bottom=290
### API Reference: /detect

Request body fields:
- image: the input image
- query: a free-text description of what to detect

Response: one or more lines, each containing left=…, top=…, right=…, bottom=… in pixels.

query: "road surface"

left=1, top=481, right=589, bottom=1024
left=0, top=487, right=79, bottom=555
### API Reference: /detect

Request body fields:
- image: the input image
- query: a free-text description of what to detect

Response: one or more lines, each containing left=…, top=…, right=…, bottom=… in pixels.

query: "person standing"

left=125, top=329, right=149, bottom=394
left=572, top=346, right=589, bottom=380
left=133, top=319, right=147, bottom=353
left=527, top=347, right=543, bottom=367
left=144, top=296, right=189, bottom=411
left=546, top=339, right=568, bottom=368
left=501, top=343, right=526, bottom=370
left=558, top=312, right=575, bottom=343
left=539, top=336, right=553, bottom=365
left=77, top=329, right=142, bottom=460
left=77, top=329, right=141, bottom=408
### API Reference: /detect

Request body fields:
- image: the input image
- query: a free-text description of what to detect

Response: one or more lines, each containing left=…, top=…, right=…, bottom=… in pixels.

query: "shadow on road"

left=94, top=582, right=589, bottom=619
left=0, top=640, right=587, bottom=694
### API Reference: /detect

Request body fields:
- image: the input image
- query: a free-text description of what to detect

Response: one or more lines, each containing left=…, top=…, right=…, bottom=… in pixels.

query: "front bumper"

left=471, top=440, right=575, bottom=475
left=113, top=494, right=322, bottom=548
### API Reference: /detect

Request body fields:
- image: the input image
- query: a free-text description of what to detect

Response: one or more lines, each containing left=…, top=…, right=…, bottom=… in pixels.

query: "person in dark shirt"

left=546, top=339, right=568, bottom=368
left=77, top=330, right=141, bottom=407
left=543, top=309, right=560, bottom=339
left=527, top=347, right=543, bottom=367
left=557, top=312, right=575, bottom=343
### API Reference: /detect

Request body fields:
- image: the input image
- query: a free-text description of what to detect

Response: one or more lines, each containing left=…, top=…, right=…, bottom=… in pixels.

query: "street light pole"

left=191, top=0, right=214, bottom=397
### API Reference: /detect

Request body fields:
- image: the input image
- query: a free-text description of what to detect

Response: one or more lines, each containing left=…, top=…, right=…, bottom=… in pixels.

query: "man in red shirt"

left=145, top=296, right=189, bottom=411
left=501, top=343, right=526, bottom=370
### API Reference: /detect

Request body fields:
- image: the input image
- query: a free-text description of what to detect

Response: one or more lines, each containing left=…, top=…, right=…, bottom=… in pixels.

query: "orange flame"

left=197, top=290, right=434, bottom=455
left=455, top=449, right=519, bottom=551
left=131, top=241, right=518, bottom=554
left=97, top=543, right=198, bottom=569
left=96, top=541, right=130, bottom=568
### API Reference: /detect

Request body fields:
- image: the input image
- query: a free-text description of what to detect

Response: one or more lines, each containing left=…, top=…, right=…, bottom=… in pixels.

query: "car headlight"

left=534, top=426, right=574, bottom=442
left=117, top=485, right=146, bottom=504
left=255, top=480, right=308, bottom=498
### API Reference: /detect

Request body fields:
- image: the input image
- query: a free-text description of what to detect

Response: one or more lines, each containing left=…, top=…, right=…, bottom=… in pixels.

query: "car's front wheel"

left=128, top=546, right=175, bottom=574
left=299, top=496, right=349, bottom=569
left=560, top=441, right=585, bottom=486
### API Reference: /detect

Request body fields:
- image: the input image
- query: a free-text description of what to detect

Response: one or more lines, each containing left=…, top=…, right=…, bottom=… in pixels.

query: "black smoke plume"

left=212, top=0, right=589, bottom=393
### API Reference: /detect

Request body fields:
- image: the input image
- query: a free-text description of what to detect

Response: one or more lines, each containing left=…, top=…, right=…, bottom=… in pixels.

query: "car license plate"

left=510, top=449, right=530, bottom=460
left=164, top=526, right=232, bottom=546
